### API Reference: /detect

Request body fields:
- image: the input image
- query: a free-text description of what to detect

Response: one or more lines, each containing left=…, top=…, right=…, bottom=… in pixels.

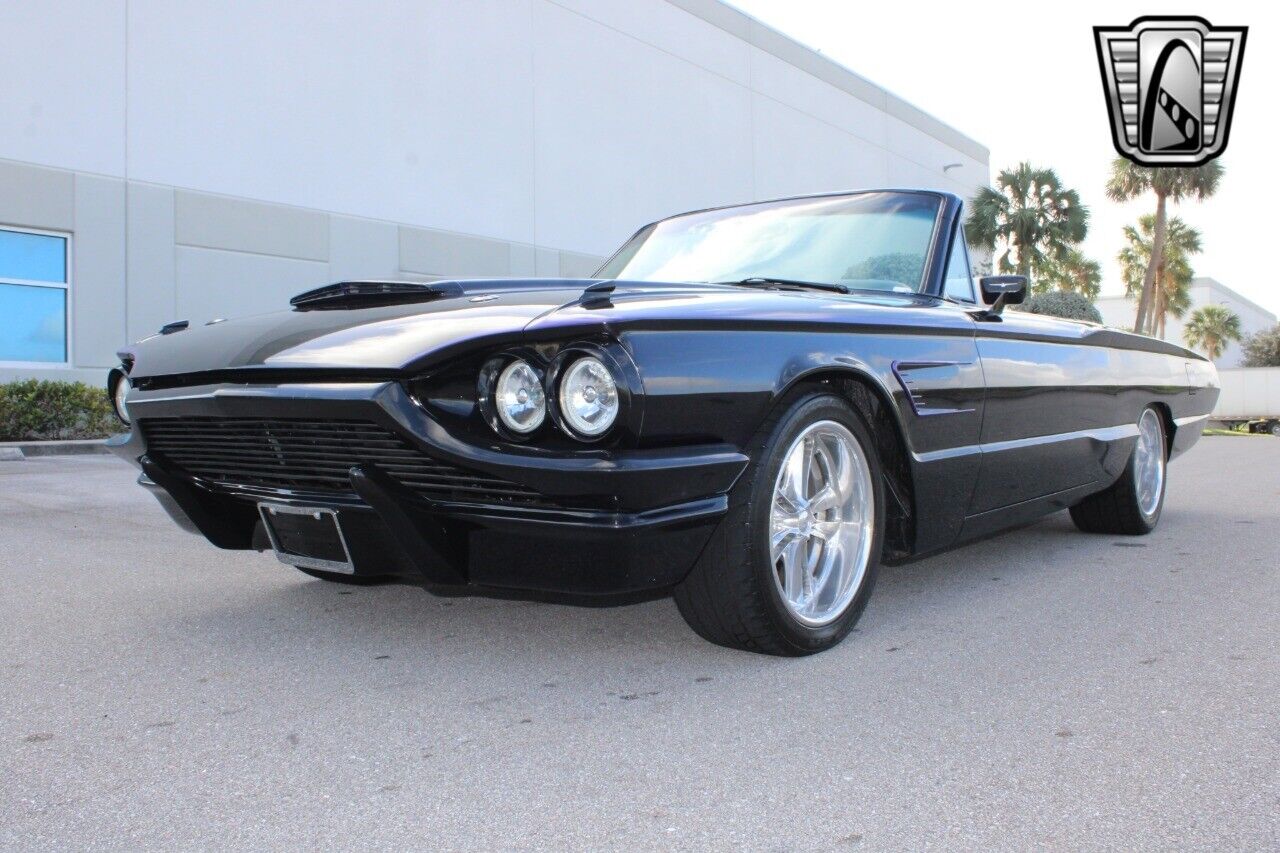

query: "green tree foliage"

left=1117, top=215, right=1201, bottom=339
left=1240, top=324, right=1280, bottom=367
left=0, top=380, right=117, bottom=441
left=1036, top=248, right=1102, bottom=300
left=1105, top=158, right=1223, bottom=334
left=966, top=163, right=1089, bottom=283
left=1182, top=305, right=1242, bottom=361
left=844, top=252, right=925, bottom=289
left=1017, top=291, right=1103, bottom=324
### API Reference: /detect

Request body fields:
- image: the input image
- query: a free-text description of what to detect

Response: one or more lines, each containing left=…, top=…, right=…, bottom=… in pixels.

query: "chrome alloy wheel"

left=769, top=420, right=875, bottom=627
left=1133, top=409, right=1166, bottom=519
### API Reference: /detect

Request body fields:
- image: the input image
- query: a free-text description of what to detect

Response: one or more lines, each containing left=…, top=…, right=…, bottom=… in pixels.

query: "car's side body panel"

left=967, top=311, right=1212, bottom=520
left=616, top=314, right=1213, bottom=557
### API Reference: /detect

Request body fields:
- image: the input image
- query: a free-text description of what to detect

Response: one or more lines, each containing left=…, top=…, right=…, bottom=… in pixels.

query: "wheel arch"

left=773, top=366, right=916, bottom=560
left=1149, top=401, right=1176, bottom=458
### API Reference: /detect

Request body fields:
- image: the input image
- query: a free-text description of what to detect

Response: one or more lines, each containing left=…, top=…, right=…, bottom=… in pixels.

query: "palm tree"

left=1037, top=248, right=1101, bottom=300
left=1117, top=216, right=1201, bottom=339
left=966, top=163, right=1089, bottom=282
left=1183, top=305, right=1242, bottom=361
left=1158, top=280, right=1193, bottom=341
left=1105, top=158, right=1222, bottom=334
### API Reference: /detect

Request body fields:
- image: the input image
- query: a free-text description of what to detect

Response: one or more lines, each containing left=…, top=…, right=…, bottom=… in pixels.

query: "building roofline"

left=1191, top=277, right=1278, bottom=323
left=1099, top=279, right=1278, bottom=324
left=665, top=0, right=990, bottom=164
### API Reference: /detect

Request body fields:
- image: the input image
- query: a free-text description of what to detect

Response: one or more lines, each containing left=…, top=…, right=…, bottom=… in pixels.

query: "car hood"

left=125, top=278, right=934, bottom=378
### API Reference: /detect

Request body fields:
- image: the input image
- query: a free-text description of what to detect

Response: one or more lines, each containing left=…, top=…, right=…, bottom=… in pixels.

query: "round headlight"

left=495, top=360, right=545, bottom=434
left=112, top=373, right=132, bottom=426
left=558, top=357, right=619, bottom=438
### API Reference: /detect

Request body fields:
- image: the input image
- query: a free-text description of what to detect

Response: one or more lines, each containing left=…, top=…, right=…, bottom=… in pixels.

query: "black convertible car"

left=107, top=190, right=1218, bottom=655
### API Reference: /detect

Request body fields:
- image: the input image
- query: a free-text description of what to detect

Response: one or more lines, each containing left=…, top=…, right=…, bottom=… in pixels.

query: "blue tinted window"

left=0, top=229, right=67, bottom=283
left=0, top=283, right=67, bottom=362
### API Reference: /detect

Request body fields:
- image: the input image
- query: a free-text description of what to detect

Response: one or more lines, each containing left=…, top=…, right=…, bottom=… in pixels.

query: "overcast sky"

left=726, top=0, right=1276, bottom=314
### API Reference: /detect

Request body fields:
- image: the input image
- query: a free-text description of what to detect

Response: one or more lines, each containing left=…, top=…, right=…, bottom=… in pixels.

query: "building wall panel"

left=0, top=160, right=75, bottom=232
left=328, top=216, right=401, bottom=283
left=71, top=175, right=127, bottom=368
left=174, top=246, right=327, bottom=327
left=399, top=228, right=513, bottom=278
left=0, top=1, right=125, bottom=176
left=125, top=183, right=178, bottom=344
left=175, top=192, right=329, bottom=262
left=0, top=0, right=989, bottom=382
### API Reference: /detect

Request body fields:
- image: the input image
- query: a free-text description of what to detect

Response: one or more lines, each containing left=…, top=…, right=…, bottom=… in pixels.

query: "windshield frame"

left=593, top=189, right=957, bottom=297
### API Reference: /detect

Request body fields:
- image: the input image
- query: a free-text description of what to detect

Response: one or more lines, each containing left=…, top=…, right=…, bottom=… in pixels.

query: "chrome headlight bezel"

left=544, top=344, right=634, bottom=443
left=107, top=368, right=131, bottom=426
left=494, top=359, right=546, bottom=434
left=555, top=356, right=619, bottom=439
left=477, top=354, right=547, bottom=440
left=476, top=342, right=639, bottom=444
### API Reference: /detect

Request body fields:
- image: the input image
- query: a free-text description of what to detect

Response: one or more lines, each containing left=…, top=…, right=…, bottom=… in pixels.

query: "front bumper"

left=111, top=381, right=748, bottom=598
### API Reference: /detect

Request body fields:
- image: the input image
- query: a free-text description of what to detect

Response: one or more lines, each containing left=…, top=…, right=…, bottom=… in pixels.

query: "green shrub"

left=1241, top=323, right=1280, bottom=367
left=1016, top=290, right=1103, bottom=324
left=0, top=380, right=118, bottom=441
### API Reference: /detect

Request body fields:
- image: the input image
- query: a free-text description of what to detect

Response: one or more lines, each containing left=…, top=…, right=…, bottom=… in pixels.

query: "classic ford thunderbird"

left=107, top=190, right=1218, bottom=655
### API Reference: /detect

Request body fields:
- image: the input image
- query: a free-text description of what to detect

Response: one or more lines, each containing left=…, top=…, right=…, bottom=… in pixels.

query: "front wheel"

left=1070, top=407, right=1167, bottom=535
left=674, top=392, right=884, bottom=655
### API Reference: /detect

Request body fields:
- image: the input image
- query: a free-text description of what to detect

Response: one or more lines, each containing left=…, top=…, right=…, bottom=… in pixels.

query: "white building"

left=1095, top=277, right=1277, bottom=368
left=0, top=0, right=988, bottom=384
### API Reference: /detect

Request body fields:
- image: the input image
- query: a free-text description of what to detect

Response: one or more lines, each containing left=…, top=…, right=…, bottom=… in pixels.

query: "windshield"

left=596, top=192, right=941, bottom=293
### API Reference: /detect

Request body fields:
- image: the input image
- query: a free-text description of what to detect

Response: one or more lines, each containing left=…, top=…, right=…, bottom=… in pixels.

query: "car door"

left=885, top=224, right=987, bottom=555
left=968, top=310, right=1114, bottom=514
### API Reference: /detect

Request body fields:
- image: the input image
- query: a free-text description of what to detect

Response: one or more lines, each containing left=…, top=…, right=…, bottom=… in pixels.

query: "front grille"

left=141, top=417, right=552, bottom=507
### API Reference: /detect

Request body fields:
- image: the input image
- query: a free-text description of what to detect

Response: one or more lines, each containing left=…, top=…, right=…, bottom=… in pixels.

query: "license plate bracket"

left=257, top=503, right=355, bottom=574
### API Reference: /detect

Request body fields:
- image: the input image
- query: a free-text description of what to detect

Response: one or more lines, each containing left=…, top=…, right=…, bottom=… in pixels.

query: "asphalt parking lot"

left=1, top=439, right=1277, bottom=851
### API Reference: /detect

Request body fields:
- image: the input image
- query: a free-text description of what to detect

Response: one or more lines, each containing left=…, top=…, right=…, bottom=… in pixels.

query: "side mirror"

left=978, top=275, right=1028, bottom=314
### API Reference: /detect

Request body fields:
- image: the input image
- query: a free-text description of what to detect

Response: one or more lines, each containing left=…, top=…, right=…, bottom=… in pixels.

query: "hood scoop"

left=290, top=280, right=465, bottom=311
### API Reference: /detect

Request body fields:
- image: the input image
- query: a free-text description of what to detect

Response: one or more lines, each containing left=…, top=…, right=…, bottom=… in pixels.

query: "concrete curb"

left=0, top=439, right=111, bottom=460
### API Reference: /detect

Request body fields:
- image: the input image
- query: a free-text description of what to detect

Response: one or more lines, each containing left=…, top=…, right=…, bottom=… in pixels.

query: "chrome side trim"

left=128, top=382, right=389, bottom=407
left=915, top=422, right=1139, bottom=464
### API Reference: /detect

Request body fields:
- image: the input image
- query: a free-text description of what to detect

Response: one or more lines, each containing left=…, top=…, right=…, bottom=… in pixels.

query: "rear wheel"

left=673, top=392, right=883, bottom=655
left=1070, top=407, right=1167, bottom=535
left=1270, top=421, right=1280, bottom=438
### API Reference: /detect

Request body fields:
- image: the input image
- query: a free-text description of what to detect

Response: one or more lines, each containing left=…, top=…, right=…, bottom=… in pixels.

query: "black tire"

left=1070, top=406, right=1167, bottom=535
left=294, top=566, right=391, bottom=585
left=1269, top=422, right=1280, bottom=438
left=673, top=391, right=884, bottom=656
